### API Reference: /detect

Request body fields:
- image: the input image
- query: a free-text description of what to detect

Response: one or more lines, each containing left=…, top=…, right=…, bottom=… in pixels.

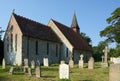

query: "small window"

left=15, top=34, right=17, bottom=51
left=56, top=44, right=58, bottom=57
left=11, top=34, right=13, bottom=52
left=66, top=48, right=68, bottom=57
left=47, top=42, right=49, bottom=55
left=35, top=41, right=38, bottom=55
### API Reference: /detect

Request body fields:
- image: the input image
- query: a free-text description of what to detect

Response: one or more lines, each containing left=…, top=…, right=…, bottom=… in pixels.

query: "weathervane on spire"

left=12, top=9, right=15, bottom=14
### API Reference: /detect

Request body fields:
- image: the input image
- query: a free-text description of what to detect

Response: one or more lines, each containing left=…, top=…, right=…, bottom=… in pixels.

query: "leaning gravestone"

left=35, top=66, right=41, bottom=78
left=109, top=64, right=120, bottom=81
left=9, top=66, right=14, bottom=75
left=59, top=63, right=69, bottom=79
left=2, top=58, right=5, bottom=69
left=79, top=54, right=84, bottom=68
left=31, top=60, right=35, bottom=69
left=88, top=57, right=94, bottom=69
left=43, top=58, right=49, bottom=66
left=69, top=54, right=74, bottom=68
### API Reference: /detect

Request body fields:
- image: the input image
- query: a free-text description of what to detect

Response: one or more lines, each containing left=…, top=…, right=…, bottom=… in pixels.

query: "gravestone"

left=61, top=60, right=65, bottom=64
left=69, top=54, right=74, bottom=68
left=23, top=59, right=29, bottom=73
left=28, top=68, right=32, bottom=76
left=110, top=57, right=120, bottom=64
left=43, top=58, right=49, bottom=66
left=88, top=57, right=94, bottom=69
left=36, top=66, right=41, bottom=78
left=2, top=58, right=5, bottom=69
left=59, top=63, right=69, bottom=79
left=101, top=55, right=104, bottom=63
left=79, top=54, right=84, bottom=68
left=109, top=64, right=120, bottom=81
left=24, top=59, right=28, bottom=68
left=9, top=66, right=14, bottom=75
left=102, top=46, right=109, bottom=67
left=31, top=60, right=35, bottom=69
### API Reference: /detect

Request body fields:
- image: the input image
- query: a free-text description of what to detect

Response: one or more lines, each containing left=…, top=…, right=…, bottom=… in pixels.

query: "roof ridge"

left=13, top=13, right=48, bottom=27
left=51, top=19, right=72, bottom=29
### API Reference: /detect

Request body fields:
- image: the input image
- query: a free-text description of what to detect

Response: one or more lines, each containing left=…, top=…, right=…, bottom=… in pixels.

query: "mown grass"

left=0, top=62, right=109, bottom=81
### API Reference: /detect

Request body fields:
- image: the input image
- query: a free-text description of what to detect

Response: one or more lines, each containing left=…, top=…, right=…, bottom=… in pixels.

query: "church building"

left=4, top=12, right=92, bottom=65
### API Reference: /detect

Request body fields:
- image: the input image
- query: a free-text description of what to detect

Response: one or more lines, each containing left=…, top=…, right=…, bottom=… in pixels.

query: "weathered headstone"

left=24, top=58, right=28, bottom=68
left=28, top=68, right=32, bottom=76
left=110, top=57, right=120, bottom=64
left=23, top=59, right=29, bottom=73
left=61, top=60, right=65, bottom=64
left=79, top=54, right=84, bottom=68
left=2, top=58, right=5, bottom=69
left=9, top=66, right=14, bottom=75
left=35, top=66, right=41, bottom=78
left=101, top=55, right=104, bottom=63
left=109, top=64, right=120, bottom=81
left=43, top=58, right=49, bottom=66
left=59, top=63, right=69, bottom=79
left=69, top=54, right=74, bottom=68
left=102, top=46, right=109, bottom=67
left=88, top=57, right=94, bottom=69
left=36, top=60, right=40, bottom=66
left=31, top=60, right=35, bottom=69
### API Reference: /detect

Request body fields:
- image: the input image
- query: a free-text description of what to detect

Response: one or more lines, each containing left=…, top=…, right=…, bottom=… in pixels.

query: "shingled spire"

left=71, top=12, right=80, bottom=33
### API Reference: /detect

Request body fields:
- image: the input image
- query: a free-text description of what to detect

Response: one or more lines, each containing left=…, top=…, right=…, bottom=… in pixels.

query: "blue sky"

left=0, top=0, right=120, bottom=46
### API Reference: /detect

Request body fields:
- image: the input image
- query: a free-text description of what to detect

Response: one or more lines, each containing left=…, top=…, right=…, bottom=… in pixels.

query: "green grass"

left=0, top=62, right=109, bottom=81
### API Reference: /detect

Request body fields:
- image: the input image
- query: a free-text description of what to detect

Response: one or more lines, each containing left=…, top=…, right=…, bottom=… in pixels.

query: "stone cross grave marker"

left=59, top=63, right=69, bottom=79
left=43, top=58, right=49, bottom=66
left=109, top=64, right=120, bottom=81
left=2, top=58, right=5, bottom=69
left=36, top=66, right=41, bottom=78
left=79, top=54, right=84, bottom=68
left=69, top=54, right=74, bottom=68
left=88, top=57, right=94, bottom=69
left=31, top=60, right=35, bottom=69
left=103, top=46, right=109, bottom=67
left=9, top=66, right=14, bottom=75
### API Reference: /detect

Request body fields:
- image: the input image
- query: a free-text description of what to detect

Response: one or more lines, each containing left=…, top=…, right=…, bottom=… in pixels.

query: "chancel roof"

left=51, top=19, right=92, bottom=51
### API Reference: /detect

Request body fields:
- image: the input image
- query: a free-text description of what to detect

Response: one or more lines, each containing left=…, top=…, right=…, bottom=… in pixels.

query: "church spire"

left=71, top=12, right=80, bottom=33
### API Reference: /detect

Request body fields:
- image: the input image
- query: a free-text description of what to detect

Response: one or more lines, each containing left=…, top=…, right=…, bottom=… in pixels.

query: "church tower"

left=71, top=13, right=80, bottom=33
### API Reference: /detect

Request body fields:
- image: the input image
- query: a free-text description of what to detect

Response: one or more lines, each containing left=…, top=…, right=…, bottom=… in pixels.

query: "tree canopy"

left=100, top=7, right=120, bottom=44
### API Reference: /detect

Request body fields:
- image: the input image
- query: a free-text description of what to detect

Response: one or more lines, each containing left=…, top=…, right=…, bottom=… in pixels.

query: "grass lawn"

left=0, top=62, right=109, bottom=81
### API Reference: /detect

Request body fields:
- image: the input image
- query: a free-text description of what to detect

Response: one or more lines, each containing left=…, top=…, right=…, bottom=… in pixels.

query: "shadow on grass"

left=0, top=76, right=13, bottom=81
left=79, top=80, right=92, bottom=81
left=13, top=72, right=25, bottom=75
left=41, top=76, right=56, bottom=78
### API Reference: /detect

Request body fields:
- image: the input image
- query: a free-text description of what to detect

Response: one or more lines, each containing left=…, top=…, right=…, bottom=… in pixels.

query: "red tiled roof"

left=13, top=13, right=60, bottom=43
left=52, top=19, right=92, bottom=51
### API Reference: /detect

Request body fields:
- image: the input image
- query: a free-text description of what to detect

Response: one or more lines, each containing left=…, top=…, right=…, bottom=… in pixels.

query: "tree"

left=93, top=41, right=108, bottom=61
left=80, top=32, right=92, bottom=47
left=100, top=7, right=120, bottom=44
